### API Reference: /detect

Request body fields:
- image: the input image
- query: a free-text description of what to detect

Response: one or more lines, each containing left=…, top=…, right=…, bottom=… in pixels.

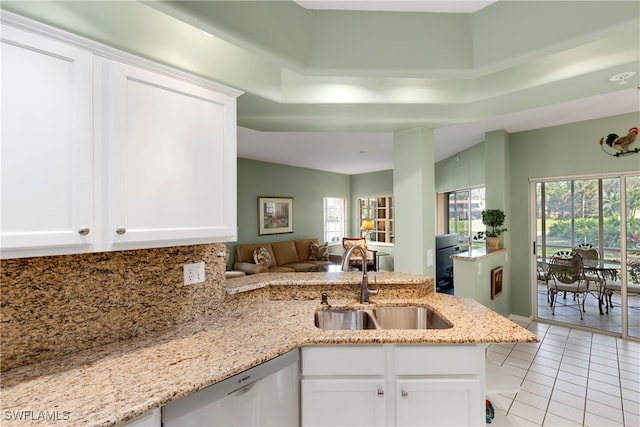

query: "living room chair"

left=342, top=238, right=377, bottom=271
left=548, top=251, right=589, bottom=320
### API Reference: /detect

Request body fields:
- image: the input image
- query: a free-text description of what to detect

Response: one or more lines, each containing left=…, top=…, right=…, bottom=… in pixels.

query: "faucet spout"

left=342, top=245, right=378, bottom=304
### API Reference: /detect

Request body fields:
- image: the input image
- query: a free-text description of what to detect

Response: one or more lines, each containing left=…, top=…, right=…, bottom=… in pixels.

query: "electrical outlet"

left=184, top=262, right=205, bottom=285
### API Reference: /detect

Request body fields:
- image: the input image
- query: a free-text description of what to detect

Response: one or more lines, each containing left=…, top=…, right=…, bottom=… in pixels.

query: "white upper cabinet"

left=0, top=15, right=241, bottom=258
left=1, top=25, right=93, bottom=257
left=96, top=59, right=238, bottom=250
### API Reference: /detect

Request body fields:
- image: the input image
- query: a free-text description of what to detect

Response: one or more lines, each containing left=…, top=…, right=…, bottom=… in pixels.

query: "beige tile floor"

left=487, top=320, right=640, bottom=426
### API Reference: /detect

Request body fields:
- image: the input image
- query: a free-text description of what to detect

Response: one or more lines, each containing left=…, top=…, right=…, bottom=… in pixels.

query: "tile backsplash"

left=0, top=243, right=227, bottom=372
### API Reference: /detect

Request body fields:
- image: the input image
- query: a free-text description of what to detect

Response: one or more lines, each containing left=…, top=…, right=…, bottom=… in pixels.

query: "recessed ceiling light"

left=609, top=72, right=636, bottom=85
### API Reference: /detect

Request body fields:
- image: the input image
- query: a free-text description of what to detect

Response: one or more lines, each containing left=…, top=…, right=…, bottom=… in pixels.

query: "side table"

left=376, top=252, right=390, bottom=271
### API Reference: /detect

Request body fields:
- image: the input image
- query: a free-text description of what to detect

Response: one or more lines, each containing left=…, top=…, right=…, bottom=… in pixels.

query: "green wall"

left=436, top=111, right=640, bottom=318
left=233, top=160, right=395, bottom=270
left=454, top=252, right=511, bottom=317
left=435, top=142, right=485, bottom=193
left=231, top=158, right=351, bottom=266
left=509, top=112, right=640, bottom=317
left=236, top=112, right=639, bottom=292
left=393, top=128, right=436, bottom=275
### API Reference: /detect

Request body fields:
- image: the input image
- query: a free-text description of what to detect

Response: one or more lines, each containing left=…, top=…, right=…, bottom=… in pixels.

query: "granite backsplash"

left=0, top=243, right=227, bottom=372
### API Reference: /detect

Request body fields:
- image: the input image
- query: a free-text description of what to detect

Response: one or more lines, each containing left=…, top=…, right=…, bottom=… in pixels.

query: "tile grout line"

left=615, top=338, right=626, bottom=427
left=581, top=331, right=594, bottom=426
left=542, top=326, right=574, bottom=426
left=586, top=335, right=627, bottom=426
left=510, top=323, right=560, bottom=425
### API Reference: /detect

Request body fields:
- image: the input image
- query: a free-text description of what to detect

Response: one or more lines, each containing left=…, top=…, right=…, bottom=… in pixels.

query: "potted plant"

left=481, top=209, right=507, bottom=250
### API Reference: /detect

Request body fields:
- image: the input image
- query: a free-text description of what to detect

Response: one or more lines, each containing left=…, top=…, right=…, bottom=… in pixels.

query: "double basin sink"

left=315, top=306, right=452, bottom=330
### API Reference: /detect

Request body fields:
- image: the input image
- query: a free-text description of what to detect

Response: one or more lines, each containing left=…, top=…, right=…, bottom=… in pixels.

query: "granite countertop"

left=452, top=247, right=507, bottom=260
left=224, top=271, right=430, bottom=294
left=0, top=272, right=538, bottom=427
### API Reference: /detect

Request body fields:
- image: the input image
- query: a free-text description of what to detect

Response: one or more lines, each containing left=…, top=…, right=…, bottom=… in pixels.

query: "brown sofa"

left=233, top=239, right=341, bottom=275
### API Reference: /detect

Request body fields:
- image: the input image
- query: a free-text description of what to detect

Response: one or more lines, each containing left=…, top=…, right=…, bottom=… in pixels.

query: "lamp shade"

left=360, top=219, right=374, bottom=231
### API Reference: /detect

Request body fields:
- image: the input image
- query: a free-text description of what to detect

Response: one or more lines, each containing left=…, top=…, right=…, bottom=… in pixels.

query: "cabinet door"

left=395, top=378, right=484, bottom=427
left=301, top=379, right=386, bottom=427
left=97, top=59, right=237, bottom=249
left=1, top=26, right=92, bottom=258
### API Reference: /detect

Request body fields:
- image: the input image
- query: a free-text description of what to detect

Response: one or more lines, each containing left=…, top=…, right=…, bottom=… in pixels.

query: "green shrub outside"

left=547, top=217, right=640, bottom=284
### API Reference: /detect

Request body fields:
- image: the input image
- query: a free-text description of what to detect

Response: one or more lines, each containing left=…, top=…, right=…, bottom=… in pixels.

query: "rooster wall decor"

left=599, top=127, right=639, bottom=157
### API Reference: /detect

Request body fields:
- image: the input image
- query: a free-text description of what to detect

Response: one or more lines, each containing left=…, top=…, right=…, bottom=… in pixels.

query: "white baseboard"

left=508, top=314, right=533, bottom=325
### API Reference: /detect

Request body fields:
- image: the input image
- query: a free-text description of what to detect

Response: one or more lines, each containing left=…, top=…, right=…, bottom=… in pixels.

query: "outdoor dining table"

left=539, top=257, right=621, bottom=315
left=581, top=258, right=622, bottom=315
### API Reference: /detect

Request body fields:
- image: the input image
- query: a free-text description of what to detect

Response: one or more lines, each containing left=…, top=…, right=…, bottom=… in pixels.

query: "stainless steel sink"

left=315, top=309, right=378, bottom=330
left=374, top=306, right=452, bottom=330
left=315, top=306, right=451, bottom=330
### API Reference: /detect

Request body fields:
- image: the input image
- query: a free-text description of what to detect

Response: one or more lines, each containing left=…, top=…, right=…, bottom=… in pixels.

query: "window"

left=535, top=176, right=639, bottom=269
left=324, top=197, right=346, bottom=244
left=358, top=196, right=394, bottom=244
left=439, top=187, right=485, bottom=252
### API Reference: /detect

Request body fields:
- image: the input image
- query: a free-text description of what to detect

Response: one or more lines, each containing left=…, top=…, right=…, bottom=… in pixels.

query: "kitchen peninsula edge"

left=0, top=272, right=537, bottom=426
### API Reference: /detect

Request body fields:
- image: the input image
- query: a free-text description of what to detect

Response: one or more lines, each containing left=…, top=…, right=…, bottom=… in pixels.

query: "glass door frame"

left=529, top=172, right=636, bottom=340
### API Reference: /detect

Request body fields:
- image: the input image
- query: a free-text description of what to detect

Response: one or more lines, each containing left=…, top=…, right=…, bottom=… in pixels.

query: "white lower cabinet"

left=395, top=378, right=482, bottom=426
left=301, top=379, right=386, bottom=426
left=301, top=344, right=485, bottom=427
left=163, top=350, right=299, bottom=426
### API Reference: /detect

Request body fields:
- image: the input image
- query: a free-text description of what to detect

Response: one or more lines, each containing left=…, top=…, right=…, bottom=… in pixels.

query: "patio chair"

left=548, top=251, right=589, bottom=320
left=573, top=243, right=605, bottom=303
left=536, top=259, right=551, bottom=304
left=573, top=244, right=604, bottom=282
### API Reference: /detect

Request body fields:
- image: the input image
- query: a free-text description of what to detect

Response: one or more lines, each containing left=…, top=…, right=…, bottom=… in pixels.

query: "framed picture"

left=258, top=197, right=293, bottom=235
left=491, top=266, right=503, bottom=299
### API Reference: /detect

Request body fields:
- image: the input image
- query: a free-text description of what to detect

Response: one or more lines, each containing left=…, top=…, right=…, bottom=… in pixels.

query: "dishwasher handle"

left=228, top=380, right=258, bottom=397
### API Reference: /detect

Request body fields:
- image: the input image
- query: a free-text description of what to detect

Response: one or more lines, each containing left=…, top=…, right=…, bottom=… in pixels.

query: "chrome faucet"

left=341, top=245, right=378, bottom=304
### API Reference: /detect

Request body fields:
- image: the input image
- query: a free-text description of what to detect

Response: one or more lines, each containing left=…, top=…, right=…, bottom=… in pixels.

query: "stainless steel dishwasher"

left=163, top=350, right=299, bottom=426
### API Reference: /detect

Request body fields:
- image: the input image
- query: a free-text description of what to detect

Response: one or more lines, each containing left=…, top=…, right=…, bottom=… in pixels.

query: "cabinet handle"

left=377, top=388, right=384, bottom=397
left=115, top=227, right=126, bottom=235
left=401, top=390, right=408, bottom=398
left=78, top=227, right=90, bottom=236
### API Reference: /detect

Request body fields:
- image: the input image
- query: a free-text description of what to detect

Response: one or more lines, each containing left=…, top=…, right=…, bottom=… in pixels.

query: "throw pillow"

left=309, top=242, right=330, bottom=261
left=253, top=247, right=271, bottom=267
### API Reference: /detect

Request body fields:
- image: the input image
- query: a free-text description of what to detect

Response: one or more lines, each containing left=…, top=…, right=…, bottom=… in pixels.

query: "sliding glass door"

left=533, top=173, right=639, bottom=339
left=625, top=175, right=640, bottom=339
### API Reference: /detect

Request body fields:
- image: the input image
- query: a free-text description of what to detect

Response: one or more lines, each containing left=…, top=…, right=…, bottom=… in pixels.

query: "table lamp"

left=360, top=219, right=374, bottom=240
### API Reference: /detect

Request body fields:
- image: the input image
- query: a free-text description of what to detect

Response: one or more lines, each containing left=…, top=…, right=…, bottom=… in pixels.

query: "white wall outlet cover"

left=427, top=249, right=434, bottom=267
left=184, top=261, right=206, bottom=285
